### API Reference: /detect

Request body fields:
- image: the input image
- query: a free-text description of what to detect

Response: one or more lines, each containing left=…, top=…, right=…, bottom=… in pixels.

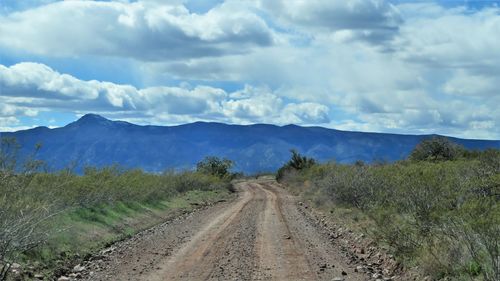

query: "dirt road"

left=80, top=179, right=370, bottom=280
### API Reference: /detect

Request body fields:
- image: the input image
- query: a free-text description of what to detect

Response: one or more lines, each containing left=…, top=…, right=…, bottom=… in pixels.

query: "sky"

left=0, top=0, right=499, bottom=139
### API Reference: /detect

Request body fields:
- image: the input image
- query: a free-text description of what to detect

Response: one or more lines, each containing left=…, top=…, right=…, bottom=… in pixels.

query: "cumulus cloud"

left=0, top=63, right=100, bottom=100
left=393, top=4, right=500, bottom=68
left=281, top=103, right=330, bottom=124
left=443, top=70, right=498, bottom=97
left=0, top=63, right=329, bottom=126
left=258, top=0, right=402, bottom=43
left=0, top=101, right=39, bottom=132
left=0, top=0, right=274, bottom=60
left=0, top=1, right=499, bottom=139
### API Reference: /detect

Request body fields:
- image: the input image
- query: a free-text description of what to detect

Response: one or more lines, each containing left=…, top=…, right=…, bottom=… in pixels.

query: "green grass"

left=19, top=188, right=232, bottom=278
left=0, top=139, right=237, bottom=280
left=1, top=161, right=234, bottom=280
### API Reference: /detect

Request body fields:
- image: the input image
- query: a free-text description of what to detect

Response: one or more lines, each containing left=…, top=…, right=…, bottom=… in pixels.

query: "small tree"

left=288, top=149, right=316, bottom=170
left=409, top=137, right=464, bottom=161
left=196, top=156, right=233, bottom=179
left=276, top=150, right=316, bottom=181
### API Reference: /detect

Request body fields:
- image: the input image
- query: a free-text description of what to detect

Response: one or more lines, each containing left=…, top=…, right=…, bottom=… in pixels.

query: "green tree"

left=288, top=149, right=316, bottom=170
left=196, top=156, right=233, bottom=179
left=276, top=149, right=316, bottom=181
left=409, top=137, right=464, bottom=161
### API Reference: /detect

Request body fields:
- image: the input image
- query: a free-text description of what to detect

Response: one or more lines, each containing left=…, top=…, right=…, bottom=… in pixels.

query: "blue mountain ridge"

left=2, top=114, right=499, bottom=173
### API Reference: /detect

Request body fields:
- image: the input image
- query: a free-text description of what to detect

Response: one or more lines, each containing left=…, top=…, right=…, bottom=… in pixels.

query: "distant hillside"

left=2, top=114, right=499, bottom=173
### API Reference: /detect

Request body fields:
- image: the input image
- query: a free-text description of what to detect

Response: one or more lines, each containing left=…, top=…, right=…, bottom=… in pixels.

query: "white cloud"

left=222, top=86, right=282, bottom=121
left=0, top=63, right=329, bottom=127
left=140, top=86, right=227, bottom=115
left=0, top=1, right=274, bottom=60
left=258, top=0, right=402, bottom=43
left=0, top=116, right=19, bottom=127
left=0, top=115, right=35, bottom=133
left=281, top=103, right=330, bottom=124
left=0, top=63, right=100, bottom=99
left=0, top=1, right=499, bottom=139
left=443, top=70, right=498, bottom=97
left=392, top=4, right=500, bottom=68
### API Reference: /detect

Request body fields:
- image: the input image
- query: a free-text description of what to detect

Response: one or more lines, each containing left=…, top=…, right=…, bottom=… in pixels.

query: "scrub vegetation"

left=0, top=137, right=234, bottom=280
left=278, top=137, right=499, bottom=281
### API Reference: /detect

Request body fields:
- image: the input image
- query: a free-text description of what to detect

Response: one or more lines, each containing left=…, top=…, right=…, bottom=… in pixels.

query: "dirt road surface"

left=80, top=179, right=372, bottom=280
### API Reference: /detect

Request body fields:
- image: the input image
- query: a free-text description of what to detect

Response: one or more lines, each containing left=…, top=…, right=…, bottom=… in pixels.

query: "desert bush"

left=0, top=138, right=53, bottom=281
left=316, top=165, right=382, bottom=209
left=442, top=197, right=500, bottom=280
left=196, top=156, right=234, bottom=179
left=0, top=137, right=233, bottom=280
left=278, top=139, right=499, bottom=280
left=276, top=150, right=316, bottom=181
left=409, top=136, right=464, bottom=161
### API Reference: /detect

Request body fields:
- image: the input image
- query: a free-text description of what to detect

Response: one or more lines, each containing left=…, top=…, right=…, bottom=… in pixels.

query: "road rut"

left=81, top=179, right=366, bottom=280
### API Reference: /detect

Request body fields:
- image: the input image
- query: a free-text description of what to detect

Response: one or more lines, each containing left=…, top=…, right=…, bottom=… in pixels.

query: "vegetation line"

left=277, top=137, right=499, bottom=281
left=0, top=137, right=236, bottom=280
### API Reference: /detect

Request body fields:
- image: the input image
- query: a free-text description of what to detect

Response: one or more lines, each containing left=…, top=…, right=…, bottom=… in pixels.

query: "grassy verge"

left=23, top=188, right=232, bottom=279
left=1, top=163, right=234, bottom=280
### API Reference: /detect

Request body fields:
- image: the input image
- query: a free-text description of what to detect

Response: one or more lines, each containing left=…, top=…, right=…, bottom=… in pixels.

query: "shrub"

left=313, top=164, right=379, bottom=209
left=0, top=138, right=52, bottom=281
left=409, top=136, right=464, bottom=161
left=196, top=156, right=233, bottom=179
left=0, top=137, right=234, bottom=280
left=276, top=149, right=316, bottom=181
left=279, top=146, right=500, bottom=280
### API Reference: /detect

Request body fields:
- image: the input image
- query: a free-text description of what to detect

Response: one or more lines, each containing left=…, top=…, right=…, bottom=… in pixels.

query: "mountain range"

left=2, top=114, right=499, bottom=173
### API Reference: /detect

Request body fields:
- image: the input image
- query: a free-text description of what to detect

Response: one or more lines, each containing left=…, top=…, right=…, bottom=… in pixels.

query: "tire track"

left=147, top=183, right=261, bottom=280
left=81, top=179, right=367, bottom=281
left=256, top=183, right=316, bottom=280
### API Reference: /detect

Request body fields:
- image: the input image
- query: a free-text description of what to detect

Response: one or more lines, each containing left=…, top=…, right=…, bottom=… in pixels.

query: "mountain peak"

left=79, top=113, right=108, bottom=122
left=68, top=113, right=113, bottom=128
